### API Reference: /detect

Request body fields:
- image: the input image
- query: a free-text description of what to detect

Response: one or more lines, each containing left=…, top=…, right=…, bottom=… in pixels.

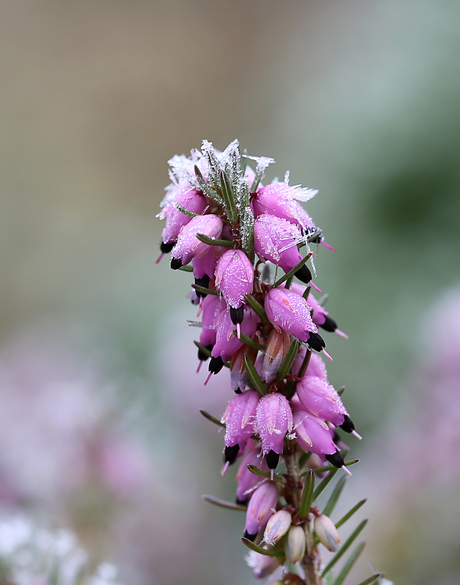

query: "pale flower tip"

left=155, top=252, right=164, bottom=265
left=236, top=322, right=241, bottom=340
left=310, top=281, right=322, bottom=293
left=321, top=240, right=335, bottom=252
left=352, top=430, right=362, bottom=440
left=322, top=349, right=333, bottom=361
left=335, top=328, right=349, bottom=339
left=342, top=465, right=352, bottom=476
left=270, top=469, right=274, bottom=481
left=204, top=371, right=213, bottom=386
left=221, top=461, right=230, bottom=476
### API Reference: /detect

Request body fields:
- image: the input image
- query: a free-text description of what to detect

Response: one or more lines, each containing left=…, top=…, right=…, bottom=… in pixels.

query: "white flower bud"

left=263, top=510, right=292, bottom=546
left=284, top=525, right=306, bottom=564
left=314, top=514, right=340, bottom=552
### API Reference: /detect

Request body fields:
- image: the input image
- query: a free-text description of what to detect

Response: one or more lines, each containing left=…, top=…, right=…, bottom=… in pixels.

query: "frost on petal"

left=264, top=288, right=318, bottom=343
left=256, top=393, right=293, bottom=456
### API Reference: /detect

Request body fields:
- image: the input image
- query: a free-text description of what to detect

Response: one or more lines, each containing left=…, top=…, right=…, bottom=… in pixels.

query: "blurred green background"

left=1, top=1, right=460, bottom=584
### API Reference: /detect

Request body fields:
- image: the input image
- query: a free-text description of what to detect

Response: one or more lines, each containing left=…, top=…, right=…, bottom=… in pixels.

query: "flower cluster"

left=158, top=141, right=375, bottom=584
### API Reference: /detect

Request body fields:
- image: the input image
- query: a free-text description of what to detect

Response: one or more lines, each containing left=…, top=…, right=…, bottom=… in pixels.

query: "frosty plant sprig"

left=157, top=140, right=382, bottom=585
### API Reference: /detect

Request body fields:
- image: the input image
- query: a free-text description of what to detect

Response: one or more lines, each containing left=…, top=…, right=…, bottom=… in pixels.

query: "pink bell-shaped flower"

left=264, top=288, right=326, bottom=354
left=158, top=182, right=207, bottom=252
left=243, top=481, right=279, bottom=541
left=235, top=441, right=269, bottom=505
left=170, top=214, right=223, bottom=269
left=292, top=349, right=328, bottom=380
left=215, top=249, right=254, bottom=331
left=296, top=375, right=348, bottom=427
left=254, top=213, right=312, bottom=285
left=256, top=392, right=293, bottom=469
left=252, top=181, right=316, bottom=234
left=221, top=390, right=260, bottom=465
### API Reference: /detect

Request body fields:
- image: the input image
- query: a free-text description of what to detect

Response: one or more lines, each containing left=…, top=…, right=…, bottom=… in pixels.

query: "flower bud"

left=285, top=525, right=306, bottom=564
left=263, top=510, right=292, bottom=546
left=245, top=549, right=282, bottom=580
left=314, top=514, right=340, bottom=552
left=260, top=329, right=291, bottom=383
left=244, top=481, right=279, bottom=541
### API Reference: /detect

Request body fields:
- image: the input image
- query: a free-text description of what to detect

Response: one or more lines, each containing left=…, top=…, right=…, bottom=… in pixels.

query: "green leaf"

left=239, top=332, right=265, bottom=351
left=174, top=203, right=200, bottom=219
left=199, top=409, right=225, bottom=428
left=195, top=232, right=234, bottom=247
left=178, top=265, right=193, bottom=272
left=220, top=170, right=238, bottom=225
left=276, top=339, right=301, bottom=382
left=299, top=469, right=315, bottom=518
left=244, top=293, right=269, bottom=323
left=355, top=573, right=383, bottom=585
left=302, top=285, right=311, bottom=301
left=296, top=349, right=312, bottom=379
left=243, top=354, right=267, bottom=396
left=332, top=541, right=366, bottom=585
left=322, top=475, right=347, bottom=518
left=247, top=464, right=271, bottom=479
left=241, top=538, right=285, bottom=558
left=273, top=253, right=312, bottom=288
left=192, top=284, right=219, bottom=296
left=313, top=467, right=338, bottom=501
left=321, top=520, right=368, bottom=577
left=194, top=164, right=223, bottom=204
left=335, top=499, right=367, bottom=530
left=202, top=494, right=247, bottom=511
left=194, top=341, right=212, bottom=358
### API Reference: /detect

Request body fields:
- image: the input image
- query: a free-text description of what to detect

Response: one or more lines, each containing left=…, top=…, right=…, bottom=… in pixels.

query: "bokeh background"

left=1, top=0, right=460, bottom=583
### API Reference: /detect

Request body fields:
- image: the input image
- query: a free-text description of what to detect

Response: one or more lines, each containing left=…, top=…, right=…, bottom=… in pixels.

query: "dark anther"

left=236, top=496, right=249, bottom=506
left=197, top=344, right=213, bottom=362
left=307, top=332, right=325, bottom=352
left=209, top=356, right=224, bottom=375
left=320, top=315, right=338, bottom=333
left=224, top=444, right=240, bottom=464
left=266, top=450, right=280, bottom=470
left=170, top=258, right=183, bottom=270
left=243, top=530, right=257, bottom=542
left=340, top=414, right=355, bottom=434
left=195, top=275, right=210, bottom=298
left=325, top=450, right=345, bottom=469
left=160, top=241, right=175, bottom=254
left=295, top=264, right=312, bottom=285
left=230, top=306, right=244, bottom=326
left=234, top=387, right=242, bottom=394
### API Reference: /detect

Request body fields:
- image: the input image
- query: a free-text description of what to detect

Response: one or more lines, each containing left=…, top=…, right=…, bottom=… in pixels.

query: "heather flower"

left=285, top=525, right=306, bottom=564
left=292, top=406, right=339, bottom=458
left=158, top=182, right=207, bottom=252
left=264, top=287, right=327, bottom=353
left=158, top=140, right=376, bottom=584
left=314, top=514, right=340, bottom=552
left=221, top=390, right=260, bottom=464
left=254, top=213, right=313, bottom=285
left=292, top=348, right=328, bottom=379
left=170, top=214, right=223, bottom=269
left=251, top=181, right=317, bottom=234
left=211, top=305, right=258, bottom=365
left=263, top=510, right=292, bottom=546
left=296, top=375, right=350, bottom=428
left=215, top=249, right=254, bottom=331
left=255, top=392, right=293, bottom=469
left=243, top=481, right=279, bottom=541
left=235, top=443, right=269, bottom=505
